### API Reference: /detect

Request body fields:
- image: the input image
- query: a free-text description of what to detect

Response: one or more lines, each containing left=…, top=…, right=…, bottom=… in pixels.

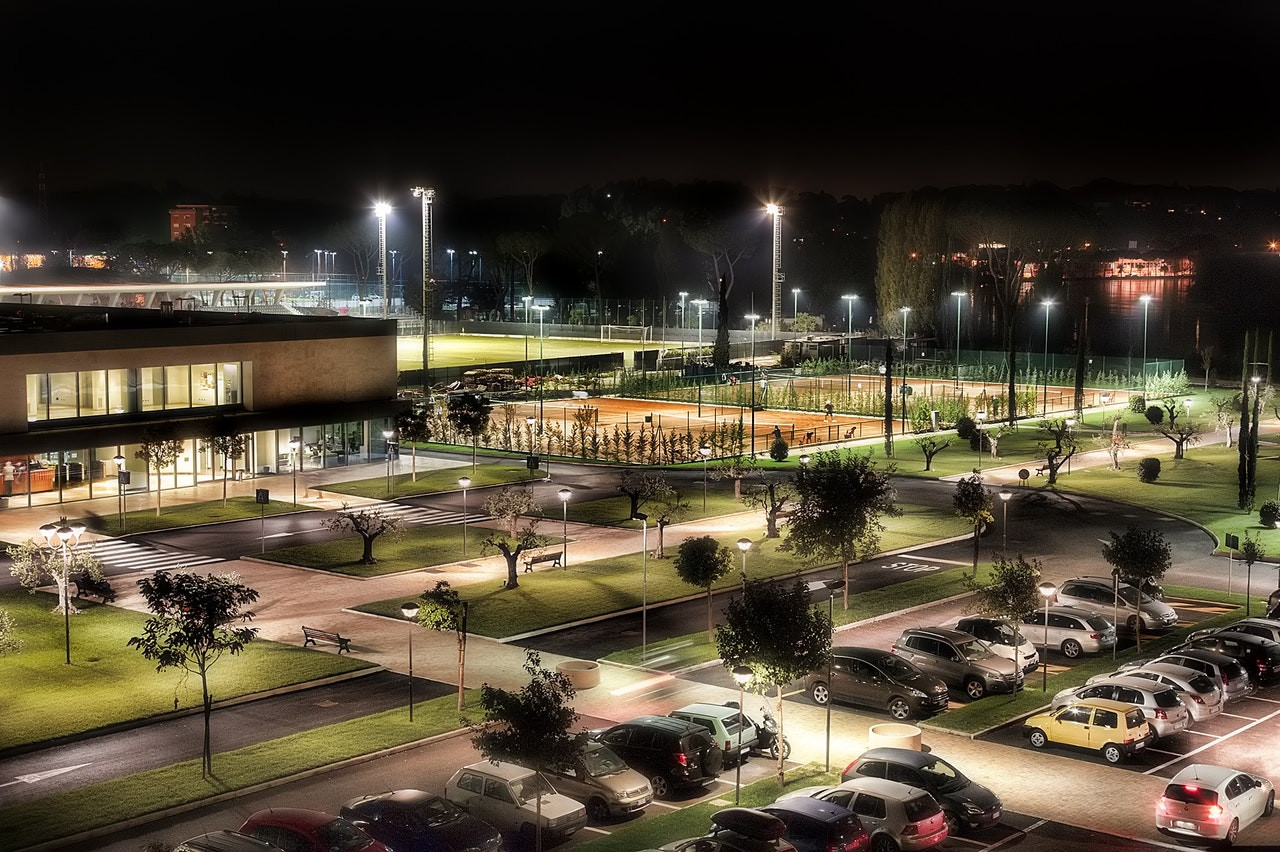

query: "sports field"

left=398, top=332, right=647, bottom=371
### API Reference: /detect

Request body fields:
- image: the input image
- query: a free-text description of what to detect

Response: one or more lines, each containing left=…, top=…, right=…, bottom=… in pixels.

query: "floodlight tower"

left=766, top=203, right=784, bottom=336
left=411, top=186, right=435, bottom=398
left=374, top=202, right=391, bottom=319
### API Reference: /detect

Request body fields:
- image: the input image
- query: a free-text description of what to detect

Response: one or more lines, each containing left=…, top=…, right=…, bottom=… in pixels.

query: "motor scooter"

left=723, top=702, right=791, bottom=760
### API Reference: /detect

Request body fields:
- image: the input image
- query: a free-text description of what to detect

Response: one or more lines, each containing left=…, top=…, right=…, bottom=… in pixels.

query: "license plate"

left=1174, top=820, right=1197, bottom=830
left=992, top=810, right=1001, bottom=821
left=1133, top=740, right=1145, bottom=749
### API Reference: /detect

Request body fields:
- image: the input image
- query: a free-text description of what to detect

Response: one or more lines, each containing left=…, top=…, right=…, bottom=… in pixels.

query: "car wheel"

left=1102, top=743, right=1124, bottom=764
left=586, top=797, right=610, bottom=823
left=649, top=774, right=671, bottom=800
left=1062, top=639, right=1084, bottom=659
left=1127, top=615, right=1140, bottom=634
left=1264, top=790, right=1274, bottom=817
left=944, top=810, right=963, bottom=837
left=810, top=681, right=830, bottom=705
left=1028, top=729, right=1048, bottom=749
left=888, top=697, right=913, bottom=720
left=964, top=677, right=987, bottom=700
left=1223, top=817, right=1239, bottom=847
left=870, top=833, right=899, bottom=852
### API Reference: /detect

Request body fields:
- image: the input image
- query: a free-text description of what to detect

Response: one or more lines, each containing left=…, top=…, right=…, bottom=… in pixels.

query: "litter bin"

left=867, top=723, right=922, bottom=751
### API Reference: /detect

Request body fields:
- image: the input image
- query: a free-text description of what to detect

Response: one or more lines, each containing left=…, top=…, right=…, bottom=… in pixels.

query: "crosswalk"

left=362, top=501, right=492, bottom=528
left=88, top=539, right=224, bottom=573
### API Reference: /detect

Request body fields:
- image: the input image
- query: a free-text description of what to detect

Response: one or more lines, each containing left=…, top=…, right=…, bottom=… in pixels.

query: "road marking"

left=1144, top=703, right=1280, bottom=775
left=0, top=763, right=93, bottom=787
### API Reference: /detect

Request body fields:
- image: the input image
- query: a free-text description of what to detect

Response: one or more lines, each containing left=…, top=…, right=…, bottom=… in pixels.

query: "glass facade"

left=26, top=362, right=243, bottom=422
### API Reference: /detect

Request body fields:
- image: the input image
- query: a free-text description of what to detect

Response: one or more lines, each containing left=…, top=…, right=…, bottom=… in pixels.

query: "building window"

left=25, top=361, right=243, bottom=422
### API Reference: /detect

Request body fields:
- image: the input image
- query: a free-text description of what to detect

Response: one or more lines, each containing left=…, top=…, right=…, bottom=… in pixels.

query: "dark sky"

left=6, top=6, right=1280, bottom=210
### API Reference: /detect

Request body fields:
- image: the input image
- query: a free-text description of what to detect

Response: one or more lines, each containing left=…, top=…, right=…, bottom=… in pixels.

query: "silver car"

left=1052, top=675, right=1191, bottom=739
left=1121, top=648, right=1253, bottom=703
left=1021, top=605, right=1117, bottom=658
left=1053, top=576, right=1179, bottom=634
left=1095, top=662, right=1223, bottom=723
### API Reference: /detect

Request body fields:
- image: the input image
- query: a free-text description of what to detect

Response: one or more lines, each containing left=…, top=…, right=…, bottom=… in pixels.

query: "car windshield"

left=919, top=757, right=968, bottom=793
left=1117, top=586, right=1155, bottom=606
left=409, top=796, right=461, bottom=827
left=512, top=773, right=555, bottom=802
left=957, top=637, right=995, bottom=659
left=580, top=745, right=628, bottom=778
left=1085, top=615, right=1112, bottom=631
left=879, top=654, right=925, bottom=681
left=316, top=818, right=378, bottom=851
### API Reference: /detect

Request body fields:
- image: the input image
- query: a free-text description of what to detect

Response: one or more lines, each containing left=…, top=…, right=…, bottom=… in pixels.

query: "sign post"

left=256, top=489, right=270, bottom=554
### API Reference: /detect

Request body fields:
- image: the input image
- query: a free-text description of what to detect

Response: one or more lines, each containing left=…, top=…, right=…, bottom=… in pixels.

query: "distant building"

left=169, top=203, right=237, bottom=241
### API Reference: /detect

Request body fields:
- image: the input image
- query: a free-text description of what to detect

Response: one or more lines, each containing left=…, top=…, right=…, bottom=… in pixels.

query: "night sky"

left=6, top=6, right=1280, bottom=209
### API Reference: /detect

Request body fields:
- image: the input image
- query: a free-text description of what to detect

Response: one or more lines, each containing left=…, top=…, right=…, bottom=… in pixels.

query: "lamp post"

left=632, top=512, right=649, bottom=660
left=400, top=602, right=419, bottom=721
left=737, top=537, right=751, bottom=589
left=692, top=299, right=708, bottom=359
left=842, top=294, right=857, bottom=383
left=766, top=202, right=783, bottom=336
left=1140, top=294, right=1152, bottom=394
left=382, top=428, right=396, bottom=496
left=1000, top=490, right=1012, bottom=551
left=113, top=453, right=127, bottom=532
left=558, top=488, right=572, bottom=568
left=534, top=304, right=549, bottom=432
left=899, top=306, right=911, bottom=365
left=287, top=437, right=300, bottom=506
left=976, top=412, right=986, bottom=474
left=745, top=313, right=760, bottom=366
left=952, top=291, right=965, bottom=390
left=281, top=249, right=287, bottom=280
left=374, top=202, right=391, bottom=320
left=459, top=476, right=471, bottom=556
left=1065, top=419, right=1076, bottom=473
left=732, top=665, right=753, bottom=805
left=1042, top=299, right=1054, bottom=415
left=314, top=248, right=322, bottom=277
left=699, top=444, right=711, bottom=510
left=39, top=519, right=86, bottom=665
left=1038, top=582, right=1057, bottom=691
left=791, top=288, right=801, bottom=338
left=411, top=186, right=435, bottom=398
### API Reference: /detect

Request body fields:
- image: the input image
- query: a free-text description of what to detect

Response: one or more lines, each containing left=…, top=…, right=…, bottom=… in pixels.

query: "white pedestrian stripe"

left=88, top=539, right=223, bottom=572
left=366, top=502, right=491, bottom=527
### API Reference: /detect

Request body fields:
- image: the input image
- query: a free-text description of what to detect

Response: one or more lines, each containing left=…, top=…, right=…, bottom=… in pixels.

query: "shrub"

left=955, top=415, right=977, bottom=441
left=1145, top=405, right=1164, bottom=424
left=1137, top=457, right=1161, bottom=483
left=769, top=437, right=789, bottom=462
left=1129, top=394, right=1146, bottom=413
left=1260, top=501, right=1280, bottom=528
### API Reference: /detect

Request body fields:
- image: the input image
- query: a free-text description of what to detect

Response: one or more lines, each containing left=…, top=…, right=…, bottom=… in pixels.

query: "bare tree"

left=321, top=504, right=404, bottom=564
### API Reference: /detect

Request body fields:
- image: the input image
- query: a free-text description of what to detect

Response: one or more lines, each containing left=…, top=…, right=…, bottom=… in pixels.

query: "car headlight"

left=908, top=688, right=926, bottom=698
left=962, top=802, right=984, bottom=815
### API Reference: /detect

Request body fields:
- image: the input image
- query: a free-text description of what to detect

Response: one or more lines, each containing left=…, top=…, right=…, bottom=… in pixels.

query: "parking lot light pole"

left=40, top=520, right=86, bottom=665
left=400, top=602, right=419, bottom=721
left=288, top=437, right=300, bottom=506
left=952, top=291, right=965, bottom=389
left=699, top=444, right=711, bottom=510
left=632, top=512, right=648, bottom=661
left=1038, top=582, right=1057, bottom=692
left=458, top=476, right=471, bottom=556
left=1000, top=490, right=1012, bottom=551
left=113, top=453, right=127, bottom=531
left=732, top=665, right=753, bottom=805
left=806, top=577, right=846, bottom=770
left=737, top=537, right=751, bottom=589
left=382, top=428, right=396, bottom=496
left=558, top=488, right=572, bottom=568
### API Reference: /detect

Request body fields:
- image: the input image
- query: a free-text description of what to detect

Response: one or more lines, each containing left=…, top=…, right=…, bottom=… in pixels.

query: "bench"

left=302, top=625, right=351, bottom=653
left=523, top=550, right=563, bottom=572
left=70, top=570, right=116, bottom=603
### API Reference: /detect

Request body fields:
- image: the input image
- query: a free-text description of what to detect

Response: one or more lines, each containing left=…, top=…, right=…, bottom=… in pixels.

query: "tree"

left=1144, top=382, right=1203, bottom=459
left=202, top=416, right=246, bottom=508
left=1094, top=414, right=1130, bottom=471
left=1211, top=393, right=1239, bottom=448
left=716, top=578, right=831, bottom=785
left=1035, top=418, right=1079, bottom=486
left=780, top=449, right=900, bottom=609
left=917, top=435, right=952, bottom=471
left=741, top=473, right=793, bottom=539
left=616, top=469, right=666, bottom=519
left=648, top=480, right=691, bottom=558
left=0, top=609, right=20, bottom=655
left=7, top=524, right=104, bottom=664
left=962, top=554, right=1044, bottom=681
left=396, top=406, right=433, bottom=482
left=711, top=453, right=757, bottom=500
left=128, top=569, right=259, bottom=776
left=469, top=649, right=579, bottom=852
left=321, top=504, right=404, bottom=564
left=1101, top=525, right=1173, bottom=648
left=447, top=393, right=492, bottom=474
left=1241, top=533, right=1266, bottom=618
left=136, top=423, right=184, bottom=516
left=417, top=580, right=469, bottom=711
left=673, top=535, right=733, bottom=641
left=482, top=487, right=544, bottom=589
left=952, top=474, right=993, bottom=576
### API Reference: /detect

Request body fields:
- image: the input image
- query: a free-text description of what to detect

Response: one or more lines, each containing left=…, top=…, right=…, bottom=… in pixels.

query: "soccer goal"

left=600, top=324, right=653, bottom=343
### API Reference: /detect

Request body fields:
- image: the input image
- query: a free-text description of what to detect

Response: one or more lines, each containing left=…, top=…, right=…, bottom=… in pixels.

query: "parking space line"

left=1144, top=704, right=1280, bottom=775
left=982, top=818, right=1047, bottom=850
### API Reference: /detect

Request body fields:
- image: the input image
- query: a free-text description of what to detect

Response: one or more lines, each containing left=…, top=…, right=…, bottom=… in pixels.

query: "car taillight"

left=900, top=823, right=920, bottom=837
left=675, top=751, right=689, bottom=767
left=1221, top=673, right=1229, bottom=688
left=1207, top=805, right=1223, bottom=820
left=1088, top=632, right=1102, bottom=640
left=723, top=739, right=730, bottom=751
left=1189, top=694, right=1205, bottom=704
left=1155, top=709, right=1167, bottom=720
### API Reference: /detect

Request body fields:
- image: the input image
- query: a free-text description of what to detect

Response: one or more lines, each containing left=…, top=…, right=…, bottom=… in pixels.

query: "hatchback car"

left=443, top=760, right=588, bottom=843
left=659, top=807, right=799, bottom=852
left=1053, top=575, right=1178, bottom=633
left=1156, top=763, right=1275, bottom=846
left=1022, top=697, right=1153, bottom=764
left=1123, top=648, right=1253, bottom=703
left=173, top=832, right=284, bottom=852
left=1051, top=675, right=1191, bottom=739
left=535, top=739, right=653, bottom=821
left=938, top=615, right=1039, bottom=674
left=669, top=701, right=759, bottom=765
left=840, top=747, right=1002, bottom=837
left=777, top=777, right=948, bottom=851
left=804, top=646, right=950, bottom=721
left=1172, top=630, right=1280, bottom=687
left=1189, top=616, right=1280, bottom=645
left=762, top=796, right=869, bottom=852
left=891, top=626, right=1023, bottom=699
left=339, top=789, right=503, bottom=852
left=590, top=715, right=725, bottom=799
left=239, top=808, right=389, bottom=852
left=1020, top=605, right=1117, bottom=658
left=1089, top=661, right=1223, bottom=722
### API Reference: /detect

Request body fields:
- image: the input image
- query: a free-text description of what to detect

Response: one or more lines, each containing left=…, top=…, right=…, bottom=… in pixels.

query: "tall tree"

left=673, top=535, right=733, bottom=641
left=741, top=472, right=793, bottom=539
left=616, top=469, right=666, bottom=519
left=952, top=474, right=993, bottom=576
left=417, top=580, right=469, bottom=711
left=321, top=504, right=404, bottom=564
left=136, top=423, right=184, bottom=516
left=482, top=487, right=544, bottom=589
left=780, top=449, right=900, bottom=609
left=448, top=393, right=492, bottom=474
left=1101, top=525, right=1173, bottom=649
left=202, top=416, right=246, bottom=508
left=128, top=569, right=259, bottom=777
left=396, top=406, right=433, bottom=482
left=647, top=480, right=691, bottom=558
left=961, top=554, right=1044, bottom=682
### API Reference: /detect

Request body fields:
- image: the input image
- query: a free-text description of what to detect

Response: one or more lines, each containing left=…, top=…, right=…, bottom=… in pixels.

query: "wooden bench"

left=70, top=570, right=116, bottom=603
left=523, top=550, right=563, bottom=572
left=302, top=625, right=351, bottom=653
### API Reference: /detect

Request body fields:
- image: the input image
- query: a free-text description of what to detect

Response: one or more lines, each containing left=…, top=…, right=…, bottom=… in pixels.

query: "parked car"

left=534, top=738, right=653, bottom=821
left=803, top=646, right=950, bottom=721
left=1020, top=605, right=1117, bottom=658
left=1171, top=630, right=1280, bottom=687
left=1088, top=661, right=1223, bottom=723
left=239, top=808, right=389, bottom=852
left=761, top=796, right=869, bottom=852
left=659, top=807, right=798, bottom=852
left=338, top=789, right=503, bottom=852
left=1156, top=763, right=1275, bottom=846
left=669, top=701, right=759, bottom=765
left=777, top=777, right=948, bottom=851
left=839, top=746, right=1002, bottom=836
left=1188, top=616, right=1280, bottom=645
left=1052, top=575, right=1178, bottom=633
left=937, top=615, right=1039, bottom=674
left=443, top=760, right=588, bottom=843
left=1021, top=697, right=1153, bottom=764
left=891, top=626, right=1023, bottom=699
left=589, top=715, right=724, bottom=799
left=1050, top=675, right=1191, bottom=739
left=173, top=831, right=284, bottom=852
left=1121, top=648, right=1253, bottom=702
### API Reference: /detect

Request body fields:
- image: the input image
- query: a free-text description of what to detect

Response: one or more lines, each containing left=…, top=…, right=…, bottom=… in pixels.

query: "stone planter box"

left=555, top=659, right=601, bottom=690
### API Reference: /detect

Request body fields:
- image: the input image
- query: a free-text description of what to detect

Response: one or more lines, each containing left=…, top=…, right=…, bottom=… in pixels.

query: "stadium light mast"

left=411, top=186, right=435, bottom=399
left=374, top=202, right=391, bottom=320
left=766, top=203, right=784, bottom=337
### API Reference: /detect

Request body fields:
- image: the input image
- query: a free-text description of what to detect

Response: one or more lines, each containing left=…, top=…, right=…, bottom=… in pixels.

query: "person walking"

left=2, top=460, right=14, bottom=496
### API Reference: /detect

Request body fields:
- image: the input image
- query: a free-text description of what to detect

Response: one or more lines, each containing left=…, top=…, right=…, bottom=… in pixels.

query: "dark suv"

left=1172, top=631, right=1280, bottom=687
left=590, top=715, right=724, bottom=800
left=804, top=646, right=949, bottom=720
left=891, top=626, right=1023, bottom=699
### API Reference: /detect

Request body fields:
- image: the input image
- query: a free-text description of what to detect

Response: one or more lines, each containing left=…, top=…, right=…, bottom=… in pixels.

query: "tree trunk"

left=201, top=671, right=213, bottom=777
left=360, top=534, right=376, bottom=564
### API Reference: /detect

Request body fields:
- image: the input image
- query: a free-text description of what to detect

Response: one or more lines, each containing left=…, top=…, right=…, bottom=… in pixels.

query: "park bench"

left=523, top=550, right=563, bottom=572
left=70, top=570, right=116, bottom=603
left=302, top=625, right=351, bottom=653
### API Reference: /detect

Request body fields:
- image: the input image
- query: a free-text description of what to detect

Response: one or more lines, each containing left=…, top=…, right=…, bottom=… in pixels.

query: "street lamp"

left=632, top=512, right=649, bottom=660
left=745, top=313, right=760, bottom=366
left=39, top=519, right=86, bottom=665
left=1065, top=419, right=1076, bottom=473
left=737, top=537, right=751, bottom=589
left=975, top=412, right=986, bottom=474
left=411, top=186, right=435, bottom=399
left=534, top=304, right=549, bottom=430
left=374, top=202, right=391, bottom=320
left=692, top=299, right=708, bottom=359
left=1042, top=300, right=1054, bottom=416
left=699, top=444, right=711, bottom=510
left=899, top=306, right=911, bottom=364
left=791, top=288, right=801, bottom=338
left=732, top=665, right=753, bottom=805
left=1038, top=581, right=1057, bottom=691
left=382, top=428, right=396, bottom=496
left=558, top=488, right=572, bottom=569
left=113, top=453, right=127, bottom=532
left=314, top=248, right=322, bottom=277
left=400, top=601, right=420, bottom=721
left=1140, top=294, right=1153, bottom=395
left=281, top=249, right=287, bottom=279
left=1000, top=490, right=1012, bottom=551
left=459, top=476, right=471, bottom=556
left=952, top=291, right=965, bottom=390
left=842, top=294, right=857, bottom=377
left=287, top=437, right=300, bottom=507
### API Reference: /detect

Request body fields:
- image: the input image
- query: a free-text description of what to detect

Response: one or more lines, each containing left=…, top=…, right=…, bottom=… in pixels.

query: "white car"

left=1089, top=661, right=1223, bottom=723
left=1053, top=575, right=1179, bottom=633
left=444, top=761, right=587, bottom=843
left=1157, top=764, right=1274, bottom=846
left=1051, top=675, right=1191, bottom=739
left=938, top=615, right=1039, bottom=675
left=777, top=777, right=948, bottom=851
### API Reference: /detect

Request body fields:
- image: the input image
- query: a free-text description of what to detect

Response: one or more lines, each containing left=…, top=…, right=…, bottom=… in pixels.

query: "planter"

left=555, top=659, right=600, bottom=690
left=867, top=722, right=922, bottom=752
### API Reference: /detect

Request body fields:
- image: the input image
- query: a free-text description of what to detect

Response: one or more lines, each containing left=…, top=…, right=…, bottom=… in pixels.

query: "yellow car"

left=1021, top=697, right=1152, bottom=764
